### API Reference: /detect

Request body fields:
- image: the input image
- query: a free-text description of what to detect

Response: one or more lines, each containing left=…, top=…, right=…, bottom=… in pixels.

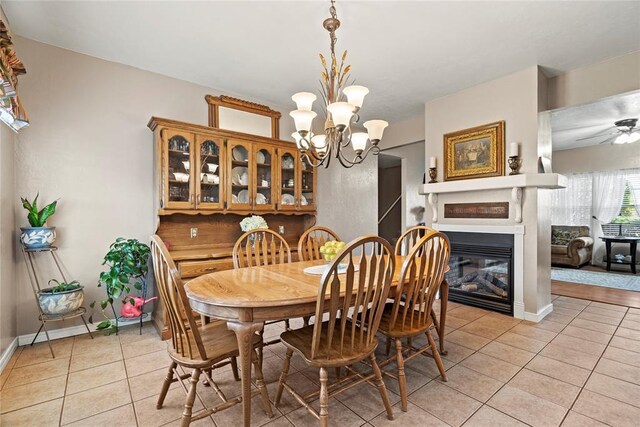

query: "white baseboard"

left=524, top=303, right=554, bottom=323
left=17, top=316, right=153, bottom=347
left=0, top=337, right=19, bottom=374
left=513, top=302, right=525, bottom=320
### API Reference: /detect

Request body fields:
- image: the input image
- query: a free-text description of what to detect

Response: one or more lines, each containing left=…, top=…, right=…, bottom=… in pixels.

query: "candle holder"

left=428, top=167, right=437, bottom=183
left=508, top=156, right=522, bottom=175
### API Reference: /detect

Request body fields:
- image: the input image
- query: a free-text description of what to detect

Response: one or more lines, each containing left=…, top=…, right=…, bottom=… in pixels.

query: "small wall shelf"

left=421, top=173, right=567, bottom=223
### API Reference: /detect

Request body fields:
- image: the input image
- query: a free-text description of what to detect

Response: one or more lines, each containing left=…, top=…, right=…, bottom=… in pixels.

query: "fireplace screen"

left=443, top=232, right=514, bottom=314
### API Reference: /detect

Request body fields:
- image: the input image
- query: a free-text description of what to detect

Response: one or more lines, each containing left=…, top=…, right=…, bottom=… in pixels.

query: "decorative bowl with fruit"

left=319, top=240, right=346, bottom=262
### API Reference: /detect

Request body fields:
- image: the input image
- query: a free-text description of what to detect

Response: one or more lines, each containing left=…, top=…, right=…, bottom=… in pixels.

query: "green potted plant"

left=38, top=279, right=84, bottom=315
left=20, top=194, right=58, bottom=249
left=90, top=237, right=151, bottom=333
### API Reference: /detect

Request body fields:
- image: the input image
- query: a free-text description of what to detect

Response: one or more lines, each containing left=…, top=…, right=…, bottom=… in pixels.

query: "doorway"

left=378, top=154, right=402, bottom=247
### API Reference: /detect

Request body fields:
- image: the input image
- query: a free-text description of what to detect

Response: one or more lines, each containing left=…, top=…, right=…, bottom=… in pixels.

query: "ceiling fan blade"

left=577, top=131, right=619, bottom=141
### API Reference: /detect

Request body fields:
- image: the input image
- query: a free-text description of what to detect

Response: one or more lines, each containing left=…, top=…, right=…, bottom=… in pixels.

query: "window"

left=611, top=183, right=640, bottom=224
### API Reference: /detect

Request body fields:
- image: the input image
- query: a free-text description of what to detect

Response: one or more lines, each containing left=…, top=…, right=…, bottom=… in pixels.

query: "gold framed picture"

left=444, top=121, right=505, bottom=181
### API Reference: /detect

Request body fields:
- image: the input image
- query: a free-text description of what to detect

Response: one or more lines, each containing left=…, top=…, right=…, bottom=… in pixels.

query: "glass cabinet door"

left=163, top=130, right=195, bottom=210
left=278, top=148, right=298, bottom=211
left=253, top=144, right=275, bottom=211
left=195, top=135, right=224, bottom=210
left=226, top=140, right=252, bottom=210
left=298, top=156, right=316, bottom=211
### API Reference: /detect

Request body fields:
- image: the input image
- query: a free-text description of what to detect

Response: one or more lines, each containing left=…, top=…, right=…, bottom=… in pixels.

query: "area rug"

left=551, top=268, right=640, bottom=291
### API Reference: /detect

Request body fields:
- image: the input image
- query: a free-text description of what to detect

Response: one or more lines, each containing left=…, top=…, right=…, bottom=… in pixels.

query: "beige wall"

left=547, top=51, right=640, bottom=110
left=380, top=114, right=425, bottom=149
left=13, top=36, right=293, bottom=336
left=553, top=143, right=640, bottom=174
left=424, top=66, right=551, bottom=315
left=1, top=124, right=17, bottom=355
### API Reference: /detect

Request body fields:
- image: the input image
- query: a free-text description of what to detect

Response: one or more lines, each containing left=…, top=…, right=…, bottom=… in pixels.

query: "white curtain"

left=591, top=170, right=627, bottom=263
left=550, top=173, right=592, bottom=226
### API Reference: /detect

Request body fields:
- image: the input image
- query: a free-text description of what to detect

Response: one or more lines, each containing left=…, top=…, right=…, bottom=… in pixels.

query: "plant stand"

left=107, top=279, right=149, bottom=336
left=21, top=245, right=93, bottom=358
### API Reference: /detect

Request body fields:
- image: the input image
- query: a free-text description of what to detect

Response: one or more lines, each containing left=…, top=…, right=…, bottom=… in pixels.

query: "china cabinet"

left=148, top=107, right=317, bottom=339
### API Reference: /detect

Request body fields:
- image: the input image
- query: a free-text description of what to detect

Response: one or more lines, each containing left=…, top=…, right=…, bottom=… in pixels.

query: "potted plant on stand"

left=90, top=237, right=152, bottom=335
left=38, top=279, right=85, bottom=315
left=20, top=194, right=58, bottom=249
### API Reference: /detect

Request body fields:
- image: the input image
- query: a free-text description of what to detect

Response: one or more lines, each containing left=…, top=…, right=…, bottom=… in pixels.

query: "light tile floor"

left=1, top=295, right=640, bottom=426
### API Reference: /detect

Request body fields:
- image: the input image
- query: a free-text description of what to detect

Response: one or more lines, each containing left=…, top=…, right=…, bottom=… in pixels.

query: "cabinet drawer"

left=179, top=259, right=234, bottom=278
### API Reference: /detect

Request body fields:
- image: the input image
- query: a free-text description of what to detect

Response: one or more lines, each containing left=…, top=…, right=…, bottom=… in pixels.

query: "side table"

left=600, top=236, right=639, bottom=274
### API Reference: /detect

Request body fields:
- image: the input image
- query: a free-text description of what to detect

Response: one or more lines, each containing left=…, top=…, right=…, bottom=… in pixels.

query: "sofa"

left=551, top=225, right=594, bottom=268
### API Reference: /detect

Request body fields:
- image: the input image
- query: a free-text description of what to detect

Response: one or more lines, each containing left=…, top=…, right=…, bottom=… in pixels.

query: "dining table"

left=185, top=256, right=449, bottom=427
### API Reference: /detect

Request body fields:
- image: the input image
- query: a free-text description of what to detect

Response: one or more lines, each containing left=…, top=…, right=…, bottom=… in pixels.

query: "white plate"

left=232, top=194, right=238, bottom=203
left=232, top=166, right=248, bottom=185
left=303, top=263, right=359, bottom=275
left=232, top=146, right=248, bottom=162
left=256, top=193, right=267, bottom=205
left=207, top=163, right=218, bottom=173
left=238, top=189, right=249, bottom=204
left=256, top=151, right=266, bottom=164
left=300, top=195, right=308, bottom=206
left=281, top=193, right=295, bottom=205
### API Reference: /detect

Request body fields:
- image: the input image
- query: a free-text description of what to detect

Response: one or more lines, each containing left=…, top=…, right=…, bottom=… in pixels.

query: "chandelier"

left=289, top=0, right=388, bottom=168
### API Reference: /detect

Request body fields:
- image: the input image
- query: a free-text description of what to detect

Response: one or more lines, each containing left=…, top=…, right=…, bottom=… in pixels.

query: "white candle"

left=429, top=157, right=437, bottom=168
left=509, top=142, right=519, bottom=157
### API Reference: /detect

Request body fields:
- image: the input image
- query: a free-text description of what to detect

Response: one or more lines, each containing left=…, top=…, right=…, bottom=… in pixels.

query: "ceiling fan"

left=576, top=118, right=640, bottom=145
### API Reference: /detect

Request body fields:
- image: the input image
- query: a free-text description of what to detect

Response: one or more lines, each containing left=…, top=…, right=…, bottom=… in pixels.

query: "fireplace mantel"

left=421, top=173, right=567, bottom=223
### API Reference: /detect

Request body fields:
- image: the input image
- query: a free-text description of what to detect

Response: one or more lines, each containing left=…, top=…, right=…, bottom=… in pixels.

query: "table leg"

left=605, top=240, right=612, bottom=271
left=439, top=279, right=448, bottom=355
left=227, top=320, right=264, bottom=427
left=631, top=242, right=637, bottom=275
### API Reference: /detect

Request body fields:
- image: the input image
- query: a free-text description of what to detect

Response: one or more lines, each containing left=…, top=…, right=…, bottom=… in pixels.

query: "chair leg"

left=395, top=338, right=408, bottom=412
left=427, top=331, right=447, bottom=381
left=275, top=349, right=293, bottom=406
left=303, top=316, right=310, bottom=327
left=284, top=319, right=291, bottom=331
left=157, top=362, right=177, bottom=409
left=370, top=354, right=394, bottom=420
left=231, top=356, right=240, bottom=381
left=253, top=350, right=274, bottom=418
left=258, top=329, right=265, bottom=369
left=181, top=368, right=201, bottom=427
left=319, top=367, right=329, bottom=427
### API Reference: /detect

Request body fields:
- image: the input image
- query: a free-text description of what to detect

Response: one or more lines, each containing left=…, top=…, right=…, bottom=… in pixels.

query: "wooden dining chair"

left=297, top=226, right=341, bottom=261
left=393, top=225, right=449, bottom=355
left=151, top=236, right=272, bottom=426
left=275, top=235, right=396, bottom=426
left=232, top=228, right=292, bottom=347
left=232, top=228, right=292, bottom=268
left=378, top=231, right=451, bottom=412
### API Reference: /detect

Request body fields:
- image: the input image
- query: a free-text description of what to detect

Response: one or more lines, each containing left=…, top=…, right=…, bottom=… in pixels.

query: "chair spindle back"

left=312, top=235, right=395, bottom=360
left=395, top=225, right=436, bottom=256
left=297, top=226, right=341, bottom=261
left=233, top=229, right=292, bottom=269
left=389, top=232, right=450, bottom=332
left=150, top=235, right=207, bottom=361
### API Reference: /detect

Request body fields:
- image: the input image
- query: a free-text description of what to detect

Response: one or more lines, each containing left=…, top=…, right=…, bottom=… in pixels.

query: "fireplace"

left=443, top=231, right=514, bottom=315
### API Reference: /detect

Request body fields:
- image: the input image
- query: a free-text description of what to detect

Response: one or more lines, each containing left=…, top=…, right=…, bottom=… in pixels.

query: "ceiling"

left=551, top=91, right=640, bottom=151
left=4, top=1, right=640, bottom=124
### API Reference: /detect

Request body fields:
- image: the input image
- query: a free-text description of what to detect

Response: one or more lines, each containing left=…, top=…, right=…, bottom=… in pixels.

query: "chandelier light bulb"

left=614, top=133, right=630, bottom=144
left=363, top=120, right=389, bottom=142
left=290, top=110, right=317, bottom=133
left=327, top=102, right=354, bottom=130
left=311, top=135, right=328, bottom=156
left=343, top=85, right=369, bottom=109
left=351, top=132, right=369, bottom=153
left=291, top=92, right=317, bottom=111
